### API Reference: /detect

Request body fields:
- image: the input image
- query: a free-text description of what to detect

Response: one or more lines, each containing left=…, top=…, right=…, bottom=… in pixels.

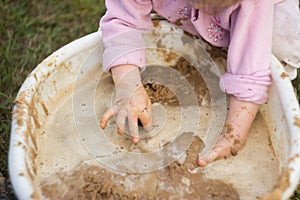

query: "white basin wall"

left=9, top=32, right=104, bottom=199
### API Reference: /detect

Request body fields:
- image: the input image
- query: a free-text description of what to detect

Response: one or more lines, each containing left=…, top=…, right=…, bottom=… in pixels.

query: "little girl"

left=99, top=0, right=300, bottom=167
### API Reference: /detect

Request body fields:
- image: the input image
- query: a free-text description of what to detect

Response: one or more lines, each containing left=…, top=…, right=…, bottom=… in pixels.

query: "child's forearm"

left=198, top=95, right=259, bottom=166
left=225, top=95, right=259, bottom=141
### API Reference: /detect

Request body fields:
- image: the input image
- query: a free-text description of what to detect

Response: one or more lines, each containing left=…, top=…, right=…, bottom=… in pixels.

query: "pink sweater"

left=100, top=0, right=284, bottom=104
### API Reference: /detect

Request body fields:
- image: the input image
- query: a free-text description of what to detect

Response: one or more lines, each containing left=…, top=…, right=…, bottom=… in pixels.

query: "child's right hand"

left=100, top=65, right=152, bottom=144
left=198, top=96, right=259, bottom=167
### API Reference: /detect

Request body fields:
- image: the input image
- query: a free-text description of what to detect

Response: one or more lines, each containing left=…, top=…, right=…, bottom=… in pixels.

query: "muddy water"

left=36, top=58, right=279, bottom=200
left=40, top=137, right=239, bottom=200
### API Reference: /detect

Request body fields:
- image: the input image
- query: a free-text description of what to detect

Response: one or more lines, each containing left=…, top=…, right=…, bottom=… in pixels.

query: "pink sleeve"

left=100, top=0, right=153, bottom=71
left=219, top=0, right=274, bottom=104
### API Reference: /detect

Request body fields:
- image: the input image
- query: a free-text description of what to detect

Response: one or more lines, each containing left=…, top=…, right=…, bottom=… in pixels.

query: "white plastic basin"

left=9, top=21, right=300, bottom=200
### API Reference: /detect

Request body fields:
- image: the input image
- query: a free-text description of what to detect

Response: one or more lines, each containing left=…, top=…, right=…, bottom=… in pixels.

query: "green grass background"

left=0, top=0, right=300, bottom=199
left=0, top=0, right=105, bottom=172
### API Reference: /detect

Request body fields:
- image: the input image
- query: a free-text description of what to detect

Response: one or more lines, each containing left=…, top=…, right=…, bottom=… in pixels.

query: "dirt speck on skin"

left=41, top=137, right=239, bottom=200
left=225, top=124, right=234, bottom=134
left=241, top=106, right=247, bottom=110
left=230, top=148, right=238, bottom=156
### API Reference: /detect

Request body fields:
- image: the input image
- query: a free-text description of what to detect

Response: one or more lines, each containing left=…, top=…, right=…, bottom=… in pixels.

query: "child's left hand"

left=100, top=65, right=152, bottom=144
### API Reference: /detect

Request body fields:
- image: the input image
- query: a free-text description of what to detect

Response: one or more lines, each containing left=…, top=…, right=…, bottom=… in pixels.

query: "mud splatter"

left=263, top=169, right=291, bottom=200
left=280, top=72, right=289, bottom=79
left=294, top=116, right=300, bottom=127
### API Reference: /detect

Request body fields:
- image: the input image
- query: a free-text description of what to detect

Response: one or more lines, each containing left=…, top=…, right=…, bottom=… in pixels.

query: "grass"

left=1, top=0, right=300, bottom=199
left=292, top=189, right=300, bottom=200
left=0, top=0, right=105, bottom=176
left=0, top=1, right=105, bottom=198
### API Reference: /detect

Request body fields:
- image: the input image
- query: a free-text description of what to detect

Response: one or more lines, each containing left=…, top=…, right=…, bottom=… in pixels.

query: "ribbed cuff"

left=219, top=70, right=272, bottom=104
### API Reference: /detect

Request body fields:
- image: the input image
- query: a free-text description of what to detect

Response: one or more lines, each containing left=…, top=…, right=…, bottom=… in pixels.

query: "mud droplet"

left=225, top=124, right=234, bottom=134
left=280, top=72, right=289, bottom=79
left=294, top=116, right=300, bottom=127
left=230, top=148, right=238, bottom=156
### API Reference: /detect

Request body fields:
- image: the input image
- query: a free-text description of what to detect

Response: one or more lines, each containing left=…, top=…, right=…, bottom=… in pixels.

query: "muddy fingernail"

left=100, top=121, right=106, bottom=129
left=197, top=158, right=207, bottom=167
left=117, top=127, right=124, bottom=135
left=133, top=137, right=139, bottom=144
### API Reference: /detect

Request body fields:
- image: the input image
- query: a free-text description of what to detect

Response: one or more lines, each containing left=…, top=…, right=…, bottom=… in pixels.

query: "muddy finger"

left=116, top=109, right=127, bottom=135
left=128, top=112, right=139, bottom=144
left=100, top=106, right=118, bottom=129
left=138, top=106, right=152, bottom=131
left=197, top=150, right=219, bottom=167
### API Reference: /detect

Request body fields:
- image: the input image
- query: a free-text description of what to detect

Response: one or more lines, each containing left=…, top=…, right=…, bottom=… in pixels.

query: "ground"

left=0, top=1, right=300, bottom=199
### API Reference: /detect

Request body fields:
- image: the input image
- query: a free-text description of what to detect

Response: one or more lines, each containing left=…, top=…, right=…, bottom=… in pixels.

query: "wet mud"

left=38, top=57, right=240, bottom=199
left=41, top=137, right=239, bottom=200
left=144, top=57, right=210, bottom=106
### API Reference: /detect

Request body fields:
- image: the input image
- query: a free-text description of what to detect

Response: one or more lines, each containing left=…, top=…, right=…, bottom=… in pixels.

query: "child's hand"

left=198, top=96, right=259, bottom=166
left=100, top=65, right=152, bottom=144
